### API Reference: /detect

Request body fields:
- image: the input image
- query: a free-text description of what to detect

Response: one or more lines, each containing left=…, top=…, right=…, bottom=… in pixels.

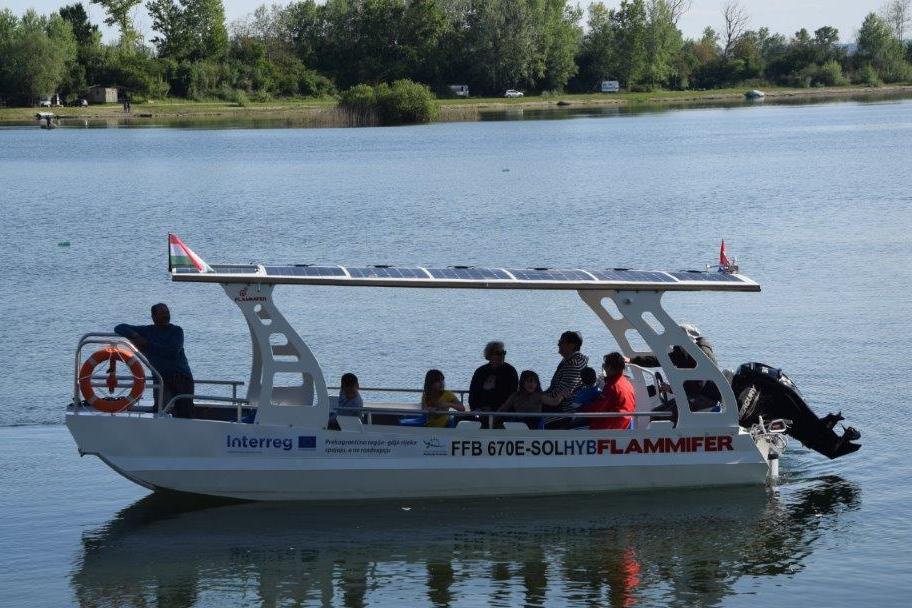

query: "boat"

left=65, top=236, right=860, bottom=501
left=745, top=89, right=766, bottom=100
left=35, top=112, right=58, bottom=129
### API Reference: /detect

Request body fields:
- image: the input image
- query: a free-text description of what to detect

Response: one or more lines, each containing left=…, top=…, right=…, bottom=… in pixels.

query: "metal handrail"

left=86, top=376, right=243, bottom=387
left=329, top=386, right=469, bottom=404
left=163, top=394, right=250, bottom=422
left=334, top=406, right=672, bottom=428
left=74, top=333, right=165, bottom=415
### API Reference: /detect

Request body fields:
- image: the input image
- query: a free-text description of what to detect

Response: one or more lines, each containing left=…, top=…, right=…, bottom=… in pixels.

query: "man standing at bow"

left=115, top=303, right=195, bottom=418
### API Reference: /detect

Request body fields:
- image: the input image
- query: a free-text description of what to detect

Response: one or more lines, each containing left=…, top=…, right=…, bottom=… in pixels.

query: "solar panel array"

left=669, top=271, right=743, bottom=283
left=426, top=267, right=512, bottom=280
left=505, top=269, right=594, bottom=281
left=588, top=269, right=675, bottom=282
left=263, top=266, right=346, bottom=277
left=211, top=264, right=259, bottom=274
left=252, top=266, right=746, bottom=283
left=346, top=267, right=430, bottom=279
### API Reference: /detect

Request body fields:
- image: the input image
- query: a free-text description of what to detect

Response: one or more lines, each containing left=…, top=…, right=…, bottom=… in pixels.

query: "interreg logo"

left=226, top=435, right=317, bottom=452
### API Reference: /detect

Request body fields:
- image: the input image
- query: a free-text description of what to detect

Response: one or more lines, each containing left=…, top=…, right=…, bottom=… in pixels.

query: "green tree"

left=59, top=3, right=99, bottom=47
left=147, top=0, right=228, bottom=61
left=545, top=0, right=583, bottom=90
left=465, top=0, right=541, bottom=92
left=856, top=11, right=910, bottom=82
left=610, top=0, right=648, bottom=87
left=574, top=2, right=616, bottom=89
left=0, top=10, right=78, bottom=104
left=643, top=0, right=683, bottom=88
left=90, top=0, right=141, bottom=47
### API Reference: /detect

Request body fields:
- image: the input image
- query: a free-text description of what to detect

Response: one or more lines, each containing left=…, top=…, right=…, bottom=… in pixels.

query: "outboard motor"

left=732, top=363, right=861, bottom=459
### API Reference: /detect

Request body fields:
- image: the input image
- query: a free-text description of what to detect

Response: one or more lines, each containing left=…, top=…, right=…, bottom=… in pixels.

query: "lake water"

left=1, top=99, right=911, bottom=607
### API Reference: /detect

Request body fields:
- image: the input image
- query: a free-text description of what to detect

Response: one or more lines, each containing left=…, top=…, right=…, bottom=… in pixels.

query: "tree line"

left=1, top=0, right=911, bottom=106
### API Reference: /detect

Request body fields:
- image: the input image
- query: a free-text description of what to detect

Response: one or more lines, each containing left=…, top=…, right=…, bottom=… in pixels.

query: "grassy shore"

left=3, top=84, right=911, bottom=125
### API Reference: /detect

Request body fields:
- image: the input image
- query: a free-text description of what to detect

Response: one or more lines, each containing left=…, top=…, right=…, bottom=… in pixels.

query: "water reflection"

left=72, top=477, right=859, bottom=607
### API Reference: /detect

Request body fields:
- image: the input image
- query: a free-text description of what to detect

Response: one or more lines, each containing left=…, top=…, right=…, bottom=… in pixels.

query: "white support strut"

left=223, top=283, right=330, bottom=427
left=579, top=290, right=740, bottom=429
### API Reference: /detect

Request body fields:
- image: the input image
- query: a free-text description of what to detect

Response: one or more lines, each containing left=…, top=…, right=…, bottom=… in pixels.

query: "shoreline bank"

left=3, top=84, right=911, bottom=127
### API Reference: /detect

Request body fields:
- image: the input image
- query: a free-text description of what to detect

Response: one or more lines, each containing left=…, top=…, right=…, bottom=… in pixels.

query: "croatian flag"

left=168, top=233, right=213, bottom=272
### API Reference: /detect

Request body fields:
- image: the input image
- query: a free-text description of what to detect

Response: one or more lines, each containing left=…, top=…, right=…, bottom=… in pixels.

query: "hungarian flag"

left=719, top=239, right=730, bottom=269
left=168, top=233, right=213, bottom=272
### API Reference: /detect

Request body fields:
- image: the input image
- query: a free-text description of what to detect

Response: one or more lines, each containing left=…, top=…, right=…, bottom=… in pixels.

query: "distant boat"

left=745, top=90, right=766, bottom=100
left=35, top=112, right=58, bottom=129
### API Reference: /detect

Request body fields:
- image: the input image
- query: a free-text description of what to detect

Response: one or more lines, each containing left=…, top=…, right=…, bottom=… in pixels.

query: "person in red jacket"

left=581, top=352, right=636, bottom=430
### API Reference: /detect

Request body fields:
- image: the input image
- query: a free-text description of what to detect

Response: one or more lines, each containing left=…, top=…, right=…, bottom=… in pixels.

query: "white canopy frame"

left=218, top=278, right=739, bottom=429
left=223, top=283, right=330, bottom=427
left=579, top=289, right=739, bottom=429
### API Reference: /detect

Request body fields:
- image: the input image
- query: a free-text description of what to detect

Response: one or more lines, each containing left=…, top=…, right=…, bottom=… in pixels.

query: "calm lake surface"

left=1, top=99, right=911, bottom=607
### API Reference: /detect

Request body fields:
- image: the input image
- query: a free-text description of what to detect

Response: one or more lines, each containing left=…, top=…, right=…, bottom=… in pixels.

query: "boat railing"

left=328, top=386, right=469, bottom=404
left=163, top=394, right=250, bottom=421
left=73, top=333, right=165, bottom=414
left=74, top=333, right=246, bottom=416
left=84, top=376, right=245, bottom=404
left=336, top=406, right=673, bottom=430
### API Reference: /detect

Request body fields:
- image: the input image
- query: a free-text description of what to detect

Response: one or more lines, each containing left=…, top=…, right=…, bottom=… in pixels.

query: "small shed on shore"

left=86, top=85, right=119, bottom=104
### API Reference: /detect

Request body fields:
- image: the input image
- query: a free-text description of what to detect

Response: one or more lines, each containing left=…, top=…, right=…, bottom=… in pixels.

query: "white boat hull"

left=67, top=414, right=769, bottom=501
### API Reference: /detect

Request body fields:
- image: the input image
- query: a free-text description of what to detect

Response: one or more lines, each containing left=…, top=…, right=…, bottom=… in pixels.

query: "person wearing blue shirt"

left=570, top=367, right=601, bottom=408
left=337, top=373, right=364, bottom=414
left=115, top=303, right=194, bottom=418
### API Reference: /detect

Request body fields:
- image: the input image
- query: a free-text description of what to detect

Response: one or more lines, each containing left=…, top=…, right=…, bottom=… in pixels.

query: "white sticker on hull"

left=451, top=436, right=734, bottom=457
left=224, top=433, right=735, bottom=458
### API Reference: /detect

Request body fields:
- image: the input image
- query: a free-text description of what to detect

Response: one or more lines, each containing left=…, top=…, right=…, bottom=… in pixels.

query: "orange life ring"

left=78, top=348, right=146, bottom=413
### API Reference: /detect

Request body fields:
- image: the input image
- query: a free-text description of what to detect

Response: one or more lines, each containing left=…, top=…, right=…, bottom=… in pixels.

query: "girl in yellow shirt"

left=421, top=369, right=466, bottom=427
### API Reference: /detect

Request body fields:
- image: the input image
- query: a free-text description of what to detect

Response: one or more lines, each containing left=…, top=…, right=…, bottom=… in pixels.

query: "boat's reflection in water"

left=72, top=476, right=859, bottom=607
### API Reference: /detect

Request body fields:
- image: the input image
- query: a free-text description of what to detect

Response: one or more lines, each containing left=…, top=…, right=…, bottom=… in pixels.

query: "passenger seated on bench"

left=421, top=369, right=465, bottom=427
left=541, top=330, right=588, bottom=412
left=469, top=341, right=518, bottom=412
left=569, top=367, right=600, bottom=409
left=337, top=373, right=363, bottom=414
left=498, top=370, right=544, bottom=426
left=579, top=353, right=636, bottom=430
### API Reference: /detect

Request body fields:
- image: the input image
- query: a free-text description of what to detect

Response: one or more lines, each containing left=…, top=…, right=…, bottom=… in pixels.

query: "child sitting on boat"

left=421, top=369, right=465, bottom=427
left=569, top=367, right=600, bottom=409
left=337, top=373, right=363, bottom=414
left=498, top=370, right=544, bottom=426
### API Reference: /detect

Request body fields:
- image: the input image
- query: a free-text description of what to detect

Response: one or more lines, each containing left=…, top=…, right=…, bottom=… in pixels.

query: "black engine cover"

left=731, top=362, right=861, bottom=459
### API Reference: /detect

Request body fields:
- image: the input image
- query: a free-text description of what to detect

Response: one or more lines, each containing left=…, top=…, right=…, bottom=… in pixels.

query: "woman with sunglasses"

left=468, top=341, right=519, bottom=414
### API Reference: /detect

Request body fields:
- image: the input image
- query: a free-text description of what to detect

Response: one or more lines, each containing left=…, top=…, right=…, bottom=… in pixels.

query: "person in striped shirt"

left=541, top=331, right=589, bottom=414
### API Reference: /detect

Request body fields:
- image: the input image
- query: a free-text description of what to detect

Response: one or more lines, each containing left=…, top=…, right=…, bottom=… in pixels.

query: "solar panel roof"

left=263, top=266, right=346, bottom=277
left=425, top=268, right=512, bottom=280
left=346, top=267, right=430, bottom=279
left=173, top=264, right=758, bottom=292
left=505, top=269, right=594, bottom=281
left=669, top=271, right=744, bottom=282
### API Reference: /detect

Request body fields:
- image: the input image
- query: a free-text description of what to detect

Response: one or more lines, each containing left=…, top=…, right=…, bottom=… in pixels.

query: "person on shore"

left=421, top=369, right=466, bottom=427
left=114, top=303, right=194, bottom=418
left=469, top=341, right=518, bottom=413
left=498, top=370, right=544, bottom=427
left=580, top=352, right=636, bottom=430
left=541, top=331, right=588, bottom=412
